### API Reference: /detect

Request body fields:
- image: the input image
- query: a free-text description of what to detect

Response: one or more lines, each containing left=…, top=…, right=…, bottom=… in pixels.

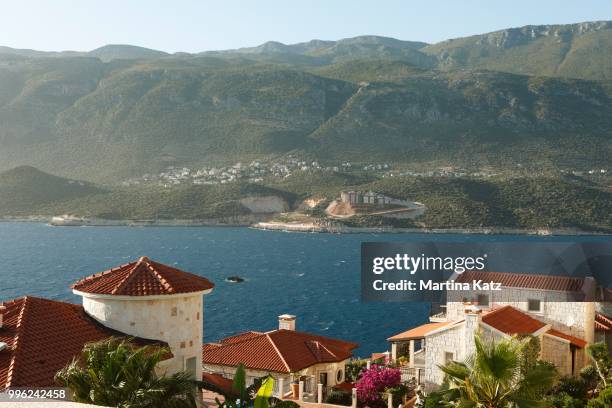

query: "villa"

left=202, top=314, right=358, bottom=398
left=1, top=256, right=359, bottom=403
left=0, top=256, right=214, bottom=389
left=387, top=271, right=612, bottom=391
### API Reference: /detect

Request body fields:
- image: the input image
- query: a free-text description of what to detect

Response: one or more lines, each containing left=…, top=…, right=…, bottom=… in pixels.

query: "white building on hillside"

left=388, top=271, right=612, bottom=391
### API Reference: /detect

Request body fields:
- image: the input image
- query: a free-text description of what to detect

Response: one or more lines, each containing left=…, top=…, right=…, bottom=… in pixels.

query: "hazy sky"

left=3, top=0, right=611, bottom=53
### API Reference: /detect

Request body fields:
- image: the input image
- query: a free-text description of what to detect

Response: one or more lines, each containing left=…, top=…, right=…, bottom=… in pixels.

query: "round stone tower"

left=71, top=256, right=214, bottom=380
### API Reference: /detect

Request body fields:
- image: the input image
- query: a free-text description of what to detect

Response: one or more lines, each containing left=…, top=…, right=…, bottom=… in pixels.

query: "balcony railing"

left=400, top=367, right=424, bottom=385
left=271, top=376, right=291, bottom=398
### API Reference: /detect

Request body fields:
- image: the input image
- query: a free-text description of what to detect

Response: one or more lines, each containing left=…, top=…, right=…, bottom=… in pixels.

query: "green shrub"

left=586, top=386, right=612, bottom=408
left=325, top=390, right=352, bottom=406
left=548, top=392, right=585, bottom=408
left=551, top=376, right=589, bottom=400
left=422, top=392, right=444, bottom=408
left=346, top=359, right=368, bottom=382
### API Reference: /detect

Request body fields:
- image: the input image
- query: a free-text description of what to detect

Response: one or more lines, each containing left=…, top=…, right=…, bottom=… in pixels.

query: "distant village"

left=120, top=156, right=609, bottom=187
left=121, top=157, right=394, bottom=187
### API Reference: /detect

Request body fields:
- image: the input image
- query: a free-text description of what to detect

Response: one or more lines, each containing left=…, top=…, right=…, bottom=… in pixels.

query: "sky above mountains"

left=3, top=0, right=611, bottom=53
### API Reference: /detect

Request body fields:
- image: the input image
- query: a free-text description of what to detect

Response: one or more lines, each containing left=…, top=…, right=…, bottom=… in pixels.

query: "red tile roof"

left=201, top=373, right=235, bottom=397
left=203, top=330, right=358, bottom=373
left=387, top=322, right=451, bottom=341
left=481, top=306, right=548, bottom=335
left=547, top=328, right=588, bottom=348
left=456, top=271, right=586, bottom=292
left=219, top=331, right=264, bottom=345
left=0, top=296, right=168, bottom=390
left=595, top=313, right=612, bottom=331
left=71, top=256, right=214, bottom=296
left=371, top=353, right=388, bottom=361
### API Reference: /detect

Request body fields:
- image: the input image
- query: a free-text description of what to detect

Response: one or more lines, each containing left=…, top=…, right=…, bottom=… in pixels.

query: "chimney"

left=581, top=276, right=598, bottom=301
left=0, top=304, right=6, bottom=329
left=278, top=314, right=296, bottom=331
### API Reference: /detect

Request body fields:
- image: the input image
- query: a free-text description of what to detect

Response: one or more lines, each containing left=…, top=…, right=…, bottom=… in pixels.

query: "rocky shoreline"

left=251, top=221, right=609, bottom=236
left=0, top=216, right=608, bottom=235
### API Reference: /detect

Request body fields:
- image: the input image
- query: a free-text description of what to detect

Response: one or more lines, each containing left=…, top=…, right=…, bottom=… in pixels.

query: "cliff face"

left=239, top=196, right=289, bottom=213
left=423, top=21, right=612, bottom=80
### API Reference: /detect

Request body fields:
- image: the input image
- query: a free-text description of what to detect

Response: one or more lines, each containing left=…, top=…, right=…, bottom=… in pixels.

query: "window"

left=171, top=307, right=177, bottom=316
left=528, top=299, right=542, bottom=312
left=319, top=372, right=328, bottom=387
left=444, top=352, right=454, bottom=364
left=336, top=369, right=343, bottom=383
left=185, top=357, right=197, bottom=380
left=477, top=294, right=489, bottom=307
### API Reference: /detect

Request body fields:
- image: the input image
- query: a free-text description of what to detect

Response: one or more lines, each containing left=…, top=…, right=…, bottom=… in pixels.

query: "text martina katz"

left=370, top=253, right=502, bottom=292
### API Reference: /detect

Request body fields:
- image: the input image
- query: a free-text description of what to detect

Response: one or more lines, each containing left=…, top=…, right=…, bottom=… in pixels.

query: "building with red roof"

left=0, top=256, right=214, bottom=390
left=0, top=296, right=170, bottom=390
left=387, top=271, right=610, bottom=391
left=203, top=315, right=358, bottom=399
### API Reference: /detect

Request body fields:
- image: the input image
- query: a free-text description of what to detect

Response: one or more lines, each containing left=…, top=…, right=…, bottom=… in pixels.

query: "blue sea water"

left=0, top=222, right=609, bottom=356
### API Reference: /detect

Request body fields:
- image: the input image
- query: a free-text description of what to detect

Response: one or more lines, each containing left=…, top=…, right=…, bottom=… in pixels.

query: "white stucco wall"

left=79, top=292, right=206, bottom=379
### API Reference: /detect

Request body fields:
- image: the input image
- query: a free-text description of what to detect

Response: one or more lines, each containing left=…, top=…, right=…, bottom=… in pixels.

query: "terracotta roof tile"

left=71, top=256, right=214, bottom=296
left=203, top=330, right=358, bottom=373
left=481, top=306, right=547, bottom=335
left=0, top=296, right=168, bottom=390
left=387, top=322, right=450, bottom=341
left=201, top=373, right=235, bottom=396
left=595, top=313, right=612, bottom=331
left=456, top=271, right=585, bottom=292
left=219, top=331, right=264, bottom=345
left=547, top=328, right=587, bottom=348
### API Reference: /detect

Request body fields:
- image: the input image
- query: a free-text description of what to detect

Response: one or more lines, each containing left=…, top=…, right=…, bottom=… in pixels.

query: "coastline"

left=251, top=221, right=611, bottom=236
left=0, top=215, right=264, bottom=227
left=2, top=216, right=608, bottom=236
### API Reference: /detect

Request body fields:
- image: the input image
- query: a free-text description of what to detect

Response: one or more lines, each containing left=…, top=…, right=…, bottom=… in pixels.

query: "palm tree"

left=435, top=335, right=557, bottom=408
left=55, top=337, right=196, bottom=408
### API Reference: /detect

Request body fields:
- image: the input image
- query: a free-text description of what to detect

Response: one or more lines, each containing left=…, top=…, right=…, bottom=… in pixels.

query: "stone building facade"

left=388, top=271, right=610, bottom=391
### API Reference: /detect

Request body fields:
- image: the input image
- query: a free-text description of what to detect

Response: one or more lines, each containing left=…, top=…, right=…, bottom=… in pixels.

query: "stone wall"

left=541, top=334, right=571, bottom=376
left=424, top=323, right=465, bottom=390
left=446, top=289, right=597, bottom=342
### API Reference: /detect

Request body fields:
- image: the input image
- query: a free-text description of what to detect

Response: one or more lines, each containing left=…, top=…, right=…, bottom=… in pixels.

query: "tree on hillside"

left=55, top=337, right=196, bottom=408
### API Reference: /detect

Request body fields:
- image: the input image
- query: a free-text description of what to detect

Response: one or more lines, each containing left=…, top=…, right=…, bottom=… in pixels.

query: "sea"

left=0, top=222, right=609, bottom=356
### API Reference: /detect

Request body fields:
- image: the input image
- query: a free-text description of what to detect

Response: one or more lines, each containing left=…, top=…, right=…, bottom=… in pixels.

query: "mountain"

left=205, top=35, right=434, bottom=68
left=0, top=22, right=610, bottom=182
left=0, top=44, right=169, bottom=61
left=0, top=46, right=85, bottom=58
left=88, top=44, right=169, bottom=61
left=0, top=166, right=103, bottom=215
left=423, top=21, right=612, bottom=80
